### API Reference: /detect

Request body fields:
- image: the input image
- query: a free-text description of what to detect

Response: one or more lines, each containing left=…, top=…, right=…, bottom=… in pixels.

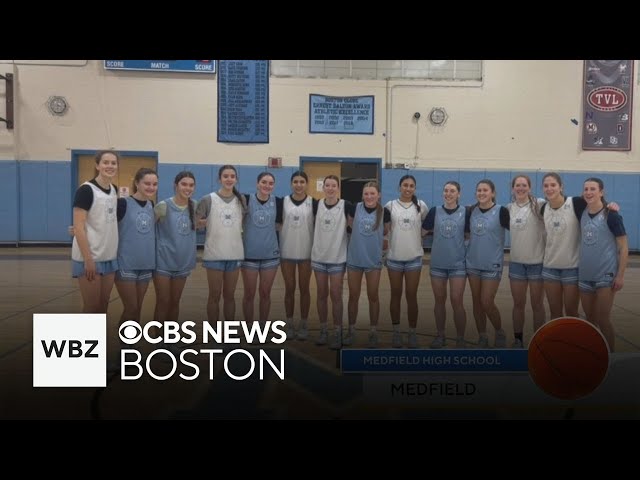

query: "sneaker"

left=494, top=330, right=507, bottom=348
left=329, top=330, right=342, bottom=350
left=455, top=337, right=466, bottom=349
left=407, top=331, right=419, bottom=348
left=297, top=324, right=308, bottom=341
left=343, top=329, right=356, bottom=346
left=368, top=331, right=379, bottom=348
left=286, top=324, right=296, bottom=340
left=430, top=336, right=446, bottom=349
left=392, top=331, right=403, bottom=348
left=315, top=330, right=328, bottom=346
left=477, top=336, right=490, bottom=348
left=511, top=338, right=524, bottom=349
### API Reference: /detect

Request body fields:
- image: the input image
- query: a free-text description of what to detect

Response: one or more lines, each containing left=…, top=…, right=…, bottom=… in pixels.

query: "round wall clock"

left=429, top=107, right=447, bottom=126
left=47, top=96, right=69, bottom=116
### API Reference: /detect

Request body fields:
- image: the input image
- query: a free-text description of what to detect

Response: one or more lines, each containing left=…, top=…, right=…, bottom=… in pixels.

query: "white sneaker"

left=368, top=331, right=379, bottom=348
left=343, top=329, right=356, bottom=346
left=477, top=336, right=490, bottom=348
left=512, top=338, right=524, bottom=349
left=297, top=324, right=308, bottom=341
left=494, top=330, right=507, bottom=348
left=407, top=331, right=419, bottom=349
left=286, top=324, right=296, bottom=340
left=329, top=330, right=342, bottom=350
left=455, top=337, right=466, bottom=349
left=392, top=331, right=403, bottom=348
left=315, top=330, right=328, bottom=346
left=430, top=336, right=446, bottom=349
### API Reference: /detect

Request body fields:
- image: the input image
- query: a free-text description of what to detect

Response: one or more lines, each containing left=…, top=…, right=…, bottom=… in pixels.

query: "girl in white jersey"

left=153, top=171, right=197, bottom=325
left=280, top=171, right=317, bottom=340
left=195, top=165, right=246, bottom=323
left=312, top=175, right=350, bottom=350
left=508, top=174, right=545, bottom=348
left=579, top=178, right=628, bottom=352
left=384, top=175, right=428, bottom=348
left=71, top=150, right=119, bottom=313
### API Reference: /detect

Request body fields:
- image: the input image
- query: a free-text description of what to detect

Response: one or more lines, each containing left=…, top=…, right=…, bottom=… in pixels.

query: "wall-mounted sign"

left=104, top=60, right=216, bottom=74
left=582, top=60, right=633, bottom=151
left=309, top=94, right=374, bottom=135
left=218, top=60, right=269, bottom=143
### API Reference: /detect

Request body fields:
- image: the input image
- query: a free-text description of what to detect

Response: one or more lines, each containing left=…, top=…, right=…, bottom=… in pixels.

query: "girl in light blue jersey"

left=241, top=172, right=282, bottom=322
left=153, top=171, right=197, bottom=324
left=115, top=168, right=158, bottom=324
left=422, top=181, right=468, bottom=349
left=346, top=182, right=390, bottom=348
left=579, top=178, right=628, bottom=352
left=466, top=179, right=510, bottom=348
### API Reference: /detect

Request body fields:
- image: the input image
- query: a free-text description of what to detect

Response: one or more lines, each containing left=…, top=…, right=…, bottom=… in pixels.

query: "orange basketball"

left=528, top=317, right=609, bottom=400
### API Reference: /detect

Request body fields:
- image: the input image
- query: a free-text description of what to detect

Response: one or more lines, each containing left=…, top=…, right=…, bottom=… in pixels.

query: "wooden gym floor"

left=1, top=247, right=639, bottom=420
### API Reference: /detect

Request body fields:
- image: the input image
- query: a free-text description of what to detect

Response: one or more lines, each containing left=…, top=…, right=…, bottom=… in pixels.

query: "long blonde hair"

left=363, top=181, right=383, bottom=231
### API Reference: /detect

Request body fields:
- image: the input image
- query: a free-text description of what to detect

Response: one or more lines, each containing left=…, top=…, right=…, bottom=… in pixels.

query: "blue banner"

left=104, top=60, right=216, bottom=73
left=341, top=349, right=529, bottom=373
left=309, top=94, right=374, bottom=134
left=218, top=60, right=269, bottom=144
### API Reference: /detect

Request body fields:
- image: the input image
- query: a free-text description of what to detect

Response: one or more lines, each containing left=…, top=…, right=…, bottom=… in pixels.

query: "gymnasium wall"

left=0, top=60, right=638, bottom=247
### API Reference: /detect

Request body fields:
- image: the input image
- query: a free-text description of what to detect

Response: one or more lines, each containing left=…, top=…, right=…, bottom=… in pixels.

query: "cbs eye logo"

left=119, top=321, right=143, bottom=345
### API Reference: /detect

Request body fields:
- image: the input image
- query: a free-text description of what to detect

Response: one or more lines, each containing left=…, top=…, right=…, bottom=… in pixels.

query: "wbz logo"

left=33, top=314, right=106, bottom=387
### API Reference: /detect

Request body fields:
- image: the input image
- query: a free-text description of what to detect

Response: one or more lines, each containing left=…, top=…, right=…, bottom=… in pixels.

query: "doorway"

left=72, top=150, right=158, bottom=202
left=300, top=156, right=381, bottom=204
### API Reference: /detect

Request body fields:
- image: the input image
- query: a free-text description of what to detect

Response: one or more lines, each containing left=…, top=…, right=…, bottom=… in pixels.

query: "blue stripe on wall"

left=0, top=161, right=18, bottom=242
left=5, top=162, right=640, bottom=252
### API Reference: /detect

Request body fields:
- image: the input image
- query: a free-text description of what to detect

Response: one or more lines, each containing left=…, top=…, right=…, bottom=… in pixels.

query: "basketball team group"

left=71, top=150, right=628, bottom=353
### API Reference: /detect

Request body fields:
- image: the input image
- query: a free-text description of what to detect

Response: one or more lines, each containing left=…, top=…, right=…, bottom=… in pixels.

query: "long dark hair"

left=132, top=167, right=158, bottom=194
left=174, top=171, right=196, bottom=230
left=398, top=174, right=420, bottom=212
left=584, top=177, right=608, bottom=217
left=219, top=164, right=247, bottom=214
left=473, top=179, right=496, bottom=210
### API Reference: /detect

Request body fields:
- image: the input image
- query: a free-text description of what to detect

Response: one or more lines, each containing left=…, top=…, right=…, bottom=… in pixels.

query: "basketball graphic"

left=528, top=317, right=609, bottom=400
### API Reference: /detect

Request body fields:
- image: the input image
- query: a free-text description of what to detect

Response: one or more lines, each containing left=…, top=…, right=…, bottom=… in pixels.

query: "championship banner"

left=582, top=60, right=633, bottom=151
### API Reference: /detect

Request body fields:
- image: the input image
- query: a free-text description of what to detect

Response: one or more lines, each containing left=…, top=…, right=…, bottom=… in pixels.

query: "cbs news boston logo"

left=33, top=313, right=106, bottom=387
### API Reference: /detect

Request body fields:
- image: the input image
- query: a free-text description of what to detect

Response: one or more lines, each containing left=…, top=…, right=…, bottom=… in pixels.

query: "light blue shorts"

left=281, top=258, right=311, bottom=264
left=509, top=262, right=543, bottom=282
left=72, top=259, right=118, bottom=278
left=312, top=261, right=346, bottom=275
left=430, top=266, right=467, bottom=279
left=204, top=260, right=242, bottom=272
left=155, top=268, right=192, bottom=279
left=386, top=256, right=423, bottom=272
left=347, top=263, right=382, bottom=273
left=467, top=268, right=502, bottom=280
left=116, top=269, right=154, bottom=282
left=542, top=267, right=579, bottom=285
left=579, top=274, right=615, bottom=293
left=241, top=258, right=280, bottom=271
